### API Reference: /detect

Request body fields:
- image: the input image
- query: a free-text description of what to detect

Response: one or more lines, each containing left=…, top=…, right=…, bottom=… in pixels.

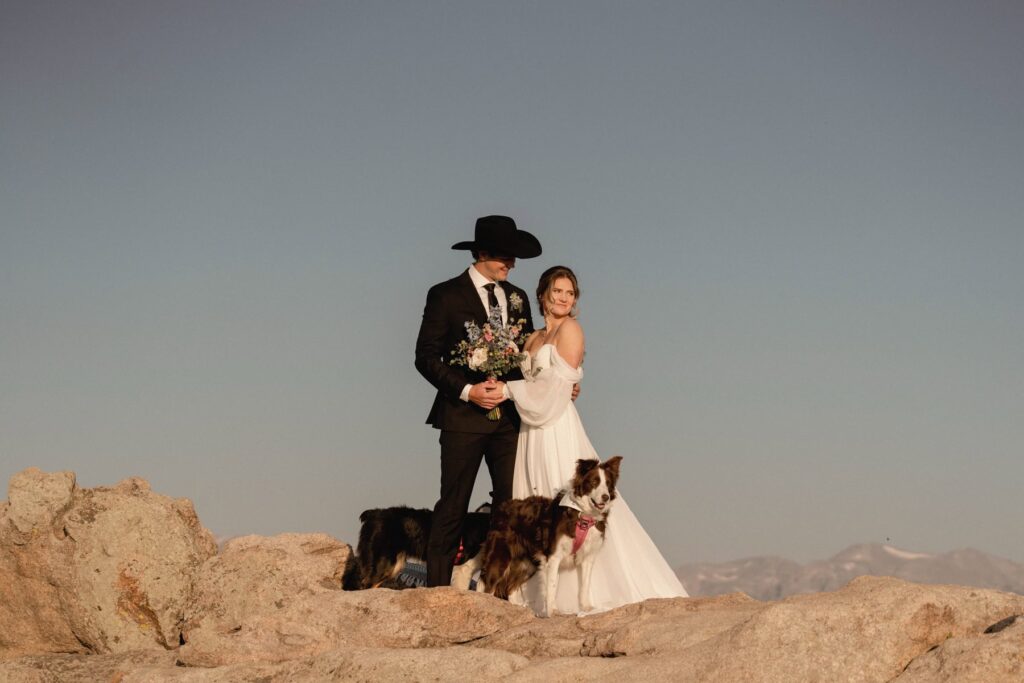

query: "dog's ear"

left=601, top=456, right=623, bottom=489
left=575, top=458, right=599, bottom=475
left=601, top=455, right=623, bottom=473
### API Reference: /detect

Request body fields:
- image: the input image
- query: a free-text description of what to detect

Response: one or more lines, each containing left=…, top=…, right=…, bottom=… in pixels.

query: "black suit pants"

left=426, top=424, right=517, bottom=587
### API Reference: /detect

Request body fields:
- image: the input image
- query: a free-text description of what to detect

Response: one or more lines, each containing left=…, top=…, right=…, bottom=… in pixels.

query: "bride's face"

left=544, top=277, right=576, bottom=318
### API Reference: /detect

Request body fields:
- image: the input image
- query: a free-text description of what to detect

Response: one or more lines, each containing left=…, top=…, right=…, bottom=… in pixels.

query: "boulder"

left=0, top=469, right=217, bottom=660
left=56, top=477, right=217, bottom=653
left=665, top=575, right=1024, bottom=683
left=472, top=592, right=760, bottom=658
left=896, top=613, right=1024, bottom=681
left=548, top=576, right=1024, bottom=682
left=184, top=532, right=350, bottom=632
left=0, top=565, right=84, bottom=662
left=180, top=585, right=535, bottom=667
left=6, top=468, right=75, bottom=535
left=1, top=471, right=88, bottom=661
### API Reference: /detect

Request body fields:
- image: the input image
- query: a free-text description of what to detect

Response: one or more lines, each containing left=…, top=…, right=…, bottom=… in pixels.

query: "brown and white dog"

left=474, top=456, right=622, bottom=616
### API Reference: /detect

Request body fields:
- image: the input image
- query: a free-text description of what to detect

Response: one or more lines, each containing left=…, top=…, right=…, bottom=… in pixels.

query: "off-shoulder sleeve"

left=506, top=349, right=582, bottom=427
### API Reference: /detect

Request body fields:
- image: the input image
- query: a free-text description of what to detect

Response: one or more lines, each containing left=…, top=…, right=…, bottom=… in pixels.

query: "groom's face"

left=475, top=252, right=516, bottom=282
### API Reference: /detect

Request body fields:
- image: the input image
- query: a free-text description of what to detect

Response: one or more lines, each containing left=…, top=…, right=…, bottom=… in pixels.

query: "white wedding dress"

left=506, top=343, right=688, bottom=615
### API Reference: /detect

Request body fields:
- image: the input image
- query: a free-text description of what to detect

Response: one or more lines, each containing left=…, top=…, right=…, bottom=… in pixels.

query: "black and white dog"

left=474, top=457, right=622, bottom=616
left=342, top=504, right=490, bottom=590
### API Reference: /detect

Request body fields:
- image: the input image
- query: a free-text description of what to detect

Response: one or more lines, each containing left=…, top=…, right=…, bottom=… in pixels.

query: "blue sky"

left=2, top=1, right=1022, bottom=565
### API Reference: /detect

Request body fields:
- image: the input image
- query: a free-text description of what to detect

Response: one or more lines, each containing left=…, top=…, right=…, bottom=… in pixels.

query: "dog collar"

left=558, top=491, right=582, bottom=511
left=572, top=515, right=597, bottom=555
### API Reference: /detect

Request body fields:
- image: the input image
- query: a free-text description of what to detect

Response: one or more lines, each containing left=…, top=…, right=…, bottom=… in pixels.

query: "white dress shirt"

left=466, top=265, right=508, bottom=325
left=460, top=266, right=508, bottom=401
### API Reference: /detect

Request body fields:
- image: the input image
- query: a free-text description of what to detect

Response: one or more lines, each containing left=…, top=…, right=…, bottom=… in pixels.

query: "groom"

left=414, top=215, right=541, bottom=587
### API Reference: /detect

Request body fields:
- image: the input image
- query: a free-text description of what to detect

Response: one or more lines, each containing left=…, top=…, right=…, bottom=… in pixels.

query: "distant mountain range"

left=676, top=543, right=1024, bottom=601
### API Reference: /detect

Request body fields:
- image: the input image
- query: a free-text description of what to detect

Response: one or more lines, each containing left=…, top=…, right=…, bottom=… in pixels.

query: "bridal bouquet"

left=451, top=305, right=528, bottom=420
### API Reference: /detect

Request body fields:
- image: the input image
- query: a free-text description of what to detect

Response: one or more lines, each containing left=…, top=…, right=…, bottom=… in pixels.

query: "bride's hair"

left=536, top=266, right=580, bottom=317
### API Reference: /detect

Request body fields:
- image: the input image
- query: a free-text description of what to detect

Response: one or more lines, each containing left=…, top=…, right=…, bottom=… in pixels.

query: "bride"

left=501, top=265, right=688, bottom=615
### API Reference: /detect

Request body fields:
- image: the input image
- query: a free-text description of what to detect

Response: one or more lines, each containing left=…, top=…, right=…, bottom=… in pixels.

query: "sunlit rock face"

left=1, top=468, right=217, bottom=659
left=3, top=468, right=1024, bottom=682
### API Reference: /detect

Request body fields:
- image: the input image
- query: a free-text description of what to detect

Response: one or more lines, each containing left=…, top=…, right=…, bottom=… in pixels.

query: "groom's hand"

left=572, top=383, right=581, bottom=402
left=469, top=380, right=506, bottom=410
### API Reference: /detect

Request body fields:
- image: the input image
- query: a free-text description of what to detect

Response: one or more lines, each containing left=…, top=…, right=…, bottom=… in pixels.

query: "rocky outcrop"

left=0, top=469, right=85, bottom=660
left=5, top=468, right=76, bottom=535
left=181, top=589, right=534, bottom=668
left=0, top=468, right=217, bottom=660
left=60, top=476, right=217, bottom=653
left=180, top=536, right=530, bottom=667
left=3, top=468, right=1024, bottom=682
left=470, top=592, right=762, bottom=659
left=181, top=532, right=351, bottom=665
left=897, top=614, right=1024, bottom=682
left=466, top=577, right=1024, bottom=681
left=2, top=646, right=531, bottom=682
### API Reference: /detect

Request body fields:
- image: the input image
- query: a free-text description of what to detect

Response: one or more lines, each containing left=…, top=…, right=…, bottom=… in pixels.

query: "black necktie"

left=483, top=283, right=499, bottom=312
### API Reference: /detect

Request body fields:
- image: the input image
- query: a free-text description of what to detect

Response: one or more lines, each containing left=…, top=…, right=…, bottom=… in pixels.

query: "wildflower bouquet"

left=450, top=305, right=528, bottom=420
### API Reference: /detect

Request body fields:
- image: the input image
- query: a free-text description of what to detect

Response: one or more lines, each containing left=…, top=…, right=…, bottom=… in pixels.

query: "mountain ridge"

left=677, top=543, right=1024, bottom=600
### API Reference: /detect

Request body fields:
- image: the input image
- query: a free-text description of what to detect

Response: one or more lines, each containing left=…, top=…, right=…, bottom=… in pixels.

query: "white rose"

left=468, top=347, right=488, bottom=370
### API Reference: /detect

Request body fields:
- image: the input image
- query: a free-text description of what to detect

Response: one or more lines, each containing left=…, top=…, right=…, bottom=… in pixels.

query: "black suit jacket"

left=415, top=270, right=535, bottom=433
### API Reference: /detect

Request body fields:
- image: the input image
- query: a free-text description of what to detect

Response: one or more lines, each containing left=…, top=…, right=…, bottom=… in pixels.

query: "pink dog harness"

left=572, top=515, right=597, bottom=555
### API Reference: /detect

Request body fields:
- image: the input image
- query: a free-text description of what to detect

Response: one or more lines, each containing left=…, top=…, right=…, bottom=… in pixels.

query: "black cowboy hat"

left=451, top=215, right=542, bottom=259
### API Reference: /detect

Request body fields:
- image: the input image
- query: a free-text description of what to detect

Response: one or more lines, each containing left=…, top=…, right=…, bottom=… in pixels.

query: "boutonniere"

left=508, top=292, right=523, bottom=313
